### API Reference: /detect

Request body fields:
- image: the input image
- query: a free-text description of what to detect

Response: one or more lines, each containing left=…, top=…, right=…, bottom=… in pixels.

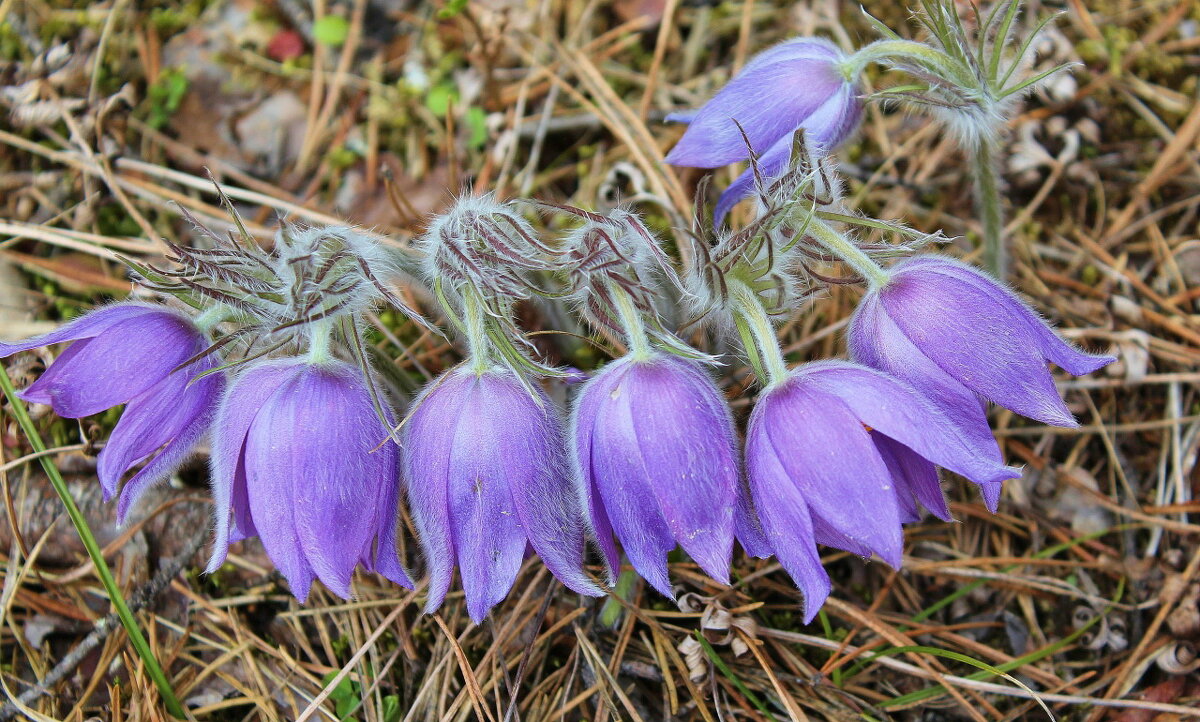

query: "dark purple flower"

left=0, top=302, right=222, bottom=519
left=206, top=359, right=410, bottom=601
left=745, top=361, right=1018, bottom=621
left=570, top=353, right=765, bottom=597
left=404, top=368, right=604, bottom=622
left=665, top=38, right=862, bottom=222
left=849, top=254, right=1115, bottom=506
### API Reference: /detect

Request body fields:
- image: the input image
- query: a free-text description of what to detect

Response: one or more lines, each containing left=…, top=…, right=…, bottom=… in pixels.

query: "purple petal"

left=798, top=361, right=1019, bottom=486
left=757, top=379, right=904, bottom=567
left=664, top=110, right=697, bottom=124
left=569, top=367, right=621, bottom=583
left=879, top=265, right=1091, bottom=427
left=629, top=357, right=737, bottom=585
left=491, top=375, right=604, bottom=600
left=850, top=293, right=1009, bottom=517
left=260, top=364, right=395, bottom=600
left=18, top=340, right=93, bottom=406
left=20, top=311, right=202, bottom=418
left=665, top=54, right=844, bottom=169
left=734, top=478, right=772, bottom=559
left=712, top=84, right=862, bottom=224
left=874, top=434, right=952, bottom=522
left=367, top=442, right=413, bottom=588
left=850, top=292, right=998, bottom=453
left=207, top=361, right=298, bottom=574
left=108, top=359, right=224, bottom=520
left=898, top=256, right=1116, bottom=376
left=447, top=376, right=530, bottom=622
left=0, top=303, right=163, bottom=358
left=404, top=371, right=471, bottom=614
left=585, top=362, right=678, bottom=598
left=745, top=409, right=830, bottom=623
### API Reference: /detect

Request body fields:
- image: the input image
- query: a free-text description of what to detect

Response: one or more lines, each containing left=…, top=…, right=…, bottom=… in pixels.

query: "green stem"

left=307, top=319, right=333, bottom=364
left=838, top=39, right=950, bottom=82
left=609, top=284, right=652, bottom=361
left=806, top=219, right=891, bottom=290
left=0, top=365, right=185, bottom=718
left=192, top=305, right=229, bottom=333
left=461, top=288, right=491, bottom=375
left=972, top=137, right=1006, bottom=278
left=729, top=281, right=789, bottom=387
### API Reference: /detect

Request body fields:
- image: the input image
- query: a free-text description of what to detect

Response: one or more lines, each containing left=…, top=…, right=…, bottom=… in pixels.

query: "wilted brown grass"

left=1, top=0, right=1199, bottom=719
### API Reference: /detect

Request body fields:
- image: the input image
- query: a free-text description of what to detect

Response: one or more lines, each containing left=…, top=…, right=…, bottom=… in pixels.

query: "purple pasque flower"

left=849, top=255, right=1115, bottom=497
left=745, top=361, right=1018, bottom=622
left=404, top=367, right=604, bottom=623
left=206, top=358, right=410, bottom=601
left=665, top=37, right=862, bottom=223
left=570, top=352, right=767, bottom=598
left=0, top=302, right=222, bottom=519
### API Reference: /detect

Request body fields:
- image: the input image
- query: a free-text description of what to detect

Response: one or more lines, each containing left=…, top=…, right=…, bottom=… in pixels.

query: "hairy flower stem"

left=730, top=281, right=789, bottom=387
left=307, top=319, right=334, bottom=364
left=838, top=39, right=947, bottom=83
left=0, top=365, right=186, bottom=718
left=972, top=137, right=1007, bottom=278
left=806, top=218, right=891, bottom=290
left=461, top=287, right=492, bottom=375
left=193, top=305, right=231, bottom=333
left=609, top=284, right=652, bottom=361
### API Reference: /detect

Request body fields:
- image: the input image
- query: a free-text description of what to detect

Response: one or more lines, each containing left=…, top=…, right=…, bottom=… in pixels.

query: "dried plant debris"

left=0, top=0, right=1199, bottom=719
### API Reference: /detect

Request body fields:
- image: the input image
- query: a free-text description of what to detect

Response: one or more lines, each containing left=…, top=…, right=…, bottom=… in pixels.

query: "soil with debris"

left=1, top=0, right=1198, bottom=720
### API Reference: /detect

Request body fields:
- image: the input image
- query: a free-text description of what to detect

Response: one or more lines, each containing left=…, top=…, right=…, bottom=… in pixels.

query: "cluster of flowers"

left=1, top=181, right=1110, bottom=624
left=1, top=1, right=1109, bottom=623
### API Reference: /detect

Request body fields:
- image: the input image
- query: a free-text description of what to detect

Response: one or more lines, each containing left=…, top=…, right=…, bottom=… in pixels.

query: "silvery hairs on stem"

left=849, top=0, right=1074, bottom=148
left=123, top=182, right=434, bottom=425
left=419, top=194, right=569, bottom=381
left=547, top=203, right=706, bottom=361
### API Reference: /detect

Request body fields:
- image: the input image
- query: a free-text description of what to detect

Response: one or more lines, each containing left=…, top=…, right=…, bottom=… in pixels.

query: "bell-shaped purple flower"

left=404, top=368, right=604, bottom=622
left=570, top=353, right=766, bottom=598
left=849, top=255, right=1115, bottom=490
left=206, top=359, right=410, bottom=602
left=0, top=302, right=222, bottom=518
left=665, top=38, right=862, bottom=222
left=746, top=361, right=1018, bottom=622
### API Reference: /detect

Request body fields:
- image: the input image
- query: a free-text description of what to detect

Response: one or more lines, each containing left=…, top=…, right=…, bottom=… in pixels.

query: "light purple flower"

left=569, top=353, right=766, bottom=598
left=206, top=359, right=410, bottom=601
left=745, top=361, right=1018, bottom=622
left=849, top=255, right=1115, bottom=508
left=404, top=368, right=604, bottom=622
left=665, top=38, right=862, bottom=222
left=0, top=302, right=222, bottom=519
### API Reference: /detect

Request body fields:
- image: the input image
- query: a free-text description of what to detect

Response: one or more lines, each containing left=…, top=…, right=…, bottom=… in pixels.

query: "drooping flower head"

left=665, top=38, right=863, bottom=222
left=0, top=302, right=223, bottom=519
left=554, top=206, right=766, bottom=595
left=745, top=361, right=1019, bottom=621
left=403, top=368, right=602, bottom=622
left=207, top=358, right=410, bottom=601
left=410, top=196, right=602, bottom=620
left=419, top=195, right=561, bottom=377
left=571, top=353, right=768, bottom=597
left=848, top=254, right=1115, bottom=485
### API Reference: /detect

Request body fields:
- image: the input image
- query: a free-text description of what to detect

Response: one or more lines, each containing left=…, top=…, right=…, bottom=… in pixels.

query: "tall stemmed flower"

left=144, top=197, right=426, bottom=601
left=554, top=206, right=767, bottom=598
left=685, top=146, right=1018, bottom=620
left=848, top=254, right=1115, bottom=511
left=666, top=38, right=863, bottom=223
left=0, top=302, right=223, bottom=519
left=411, top=196, right=603, bottom=622
left=837, top=0, right=1073, bottom=276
